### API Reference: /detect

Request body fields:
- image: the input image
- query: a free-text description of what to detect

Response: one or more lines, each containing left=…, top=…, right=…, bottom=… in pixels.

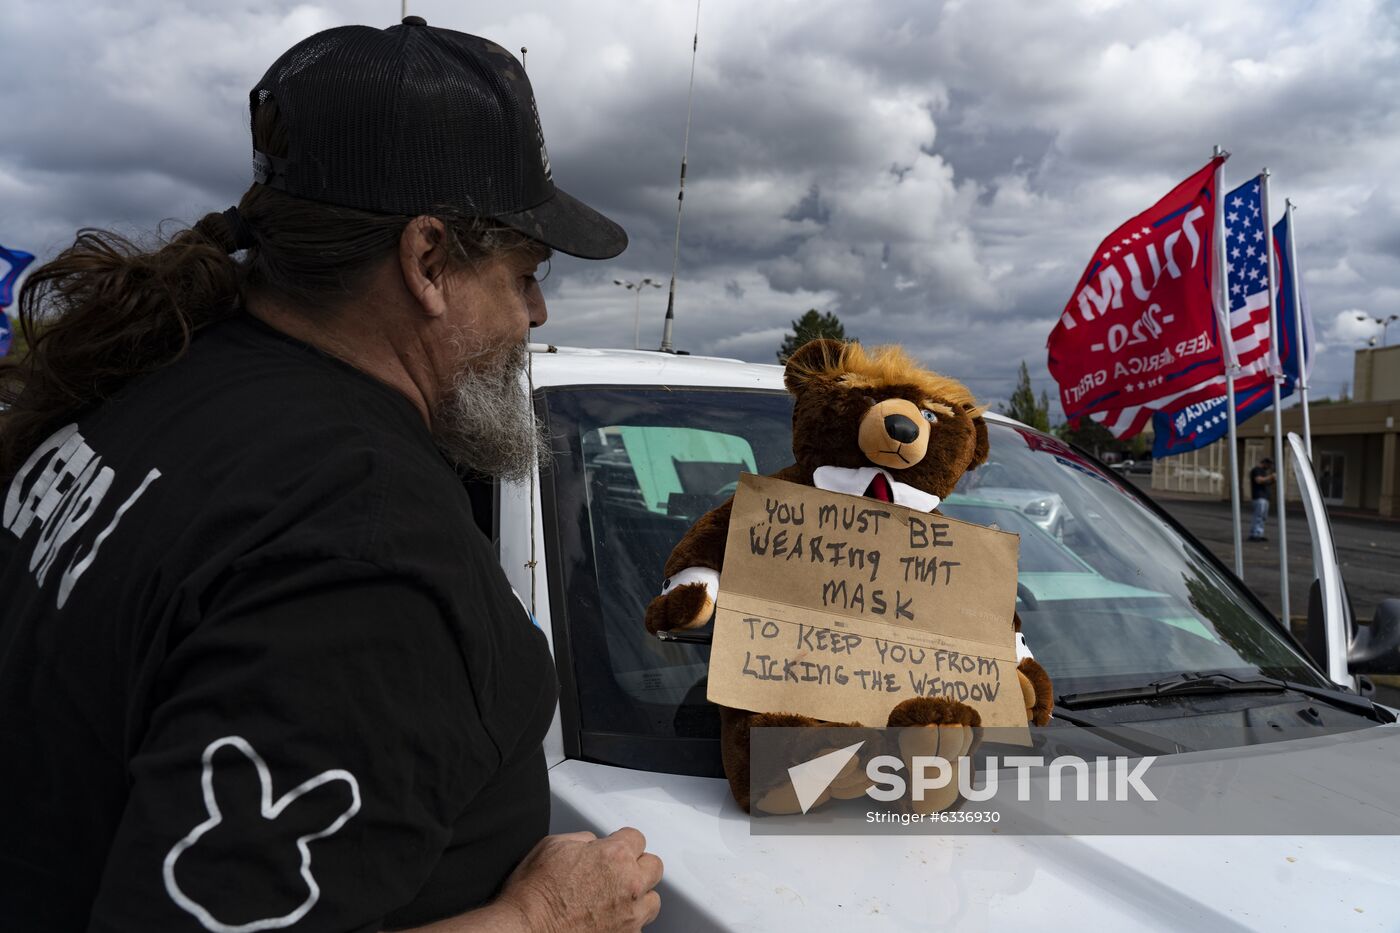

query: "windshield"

left=943, top=428, right=1326, bottom=691
left=541, top=386, right=1328, bottom=775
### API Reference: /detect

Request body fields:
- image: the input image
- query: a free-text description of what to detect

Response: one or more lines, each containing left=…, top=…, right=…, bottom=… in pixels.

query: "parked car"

left=1106, top=457, right=1152, bottom=475
left=473, top=345, right=1400, bottom=930
left=953, top=478, right=1069, bottom=538
left=1168, top=464, right=1224, bottom=483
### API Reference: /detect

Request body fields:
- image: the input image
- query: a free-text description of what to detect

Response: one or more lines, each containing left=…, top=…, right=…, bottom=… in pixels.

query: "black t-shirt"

left=0, top=314, right=558, bottom=931
left=1250, top=465, right=1274, bottom=500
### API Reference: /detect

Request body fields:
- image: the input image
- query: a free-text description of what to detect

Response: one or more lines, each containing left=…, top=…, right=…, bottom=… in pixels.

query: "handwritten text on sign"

left=707, top=473, right=1026, bottom=730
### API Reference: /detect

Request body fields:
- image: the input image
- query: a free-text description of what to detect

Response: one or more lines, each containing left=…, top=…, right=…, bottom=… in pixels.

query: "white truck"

left=476, top=345, right=1400, bottom=931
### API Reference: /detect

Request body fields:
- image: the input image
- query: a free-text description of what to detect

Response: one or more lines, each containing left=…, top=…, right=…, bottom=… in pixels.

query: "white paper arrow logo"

left=787, top=741, right=866, bottom=815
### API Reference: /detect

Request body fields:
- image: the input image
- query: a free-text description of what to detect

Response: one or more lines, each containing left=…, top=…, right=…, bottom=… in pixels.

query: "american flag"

left=1221, top=177, right=1279, bottom=379
left=1091, top=174, right=1275, bottom=438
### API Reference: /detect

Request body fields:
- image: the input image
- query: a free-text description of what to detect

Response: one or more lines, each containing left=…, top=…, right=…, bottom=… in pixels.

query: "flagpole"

left=1215, top=145, right=1245, bottom=578
left=1287, top=199, right=1313, bottom=460
left=1261, top=169, right=1290, bottom=624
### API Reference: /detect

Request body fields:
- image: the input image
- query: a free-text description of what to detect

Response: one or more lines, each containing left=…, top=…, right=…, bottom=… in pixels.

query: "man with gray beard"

left=435, top=341, right=550, bottom=484
left=0, top=17, right=662, bottom=933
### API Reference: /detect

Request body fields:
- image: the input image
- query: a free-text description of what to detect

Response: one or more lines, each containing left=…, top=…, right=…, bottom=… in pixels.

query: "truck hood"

left=550, top=758, right=1400, bottom=931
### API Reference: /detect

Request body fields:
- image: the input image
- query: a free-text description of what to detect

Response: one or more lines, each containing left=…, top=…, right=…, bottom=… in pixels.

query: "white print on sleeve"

left=1, top=422, right=160, bottom=609
left=162, top=736, right=362, bottom=933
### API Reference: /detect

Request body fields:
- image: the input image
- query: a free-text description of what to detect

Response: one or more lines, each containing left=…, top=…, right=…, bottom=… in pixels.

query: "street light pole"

left=1356, top=313, right=1399, bottom=347
left=613, top=278, right=662, bottom=349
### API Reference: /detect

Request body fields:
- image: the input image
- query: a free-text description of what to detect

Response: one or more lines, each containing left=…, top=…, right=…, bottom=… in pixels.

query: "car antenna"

left=659, top=0, right=701, bottom=354
left=519, top=43, right=541, bottom=617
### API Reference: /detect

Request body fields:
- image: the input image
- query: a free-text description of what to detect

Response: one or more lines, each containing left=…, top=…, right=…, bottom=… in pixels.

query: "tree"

left=1055, top=416, right=1122, bottom=459
left=999, top=361, right=1050, bottom=432
left=1, top=314, right=15, bottom=360
left=777, top=309, right=851, bottom=364
left=2, top=313, right=36, bottom=361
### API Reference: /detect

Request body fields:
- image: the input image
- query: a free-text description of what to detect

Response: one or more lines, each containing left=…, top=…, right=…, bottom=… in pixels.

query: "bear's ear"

left=965, top=403, right=990, bottom=470
left=784, top=338, right=847, bottom=394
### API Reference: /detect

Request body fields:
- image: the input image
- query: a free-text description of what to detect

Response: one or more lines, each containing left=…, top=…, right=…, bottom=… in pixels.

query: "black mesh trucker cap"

left=249, top=16, right=627, bottom=260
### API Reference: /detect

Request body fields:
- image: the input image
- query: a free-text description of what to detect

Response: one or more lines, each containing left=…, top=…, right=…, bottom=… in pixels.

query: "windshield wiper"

left=1058, top=671, right=1287, bottom=710
left=1058, top=670, right=1386, bottom=719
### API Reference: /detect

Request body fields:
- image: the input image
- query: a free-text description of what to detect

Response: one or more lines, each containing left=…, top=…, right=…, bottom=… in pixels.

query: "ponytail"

left=0, top=214, right=242, bottom=478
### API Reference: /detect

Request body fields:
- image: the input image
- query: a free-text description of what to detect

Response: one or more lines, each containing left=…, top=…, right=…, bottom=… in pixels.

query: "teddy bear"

left=644, top=338, right=1053, bottom=813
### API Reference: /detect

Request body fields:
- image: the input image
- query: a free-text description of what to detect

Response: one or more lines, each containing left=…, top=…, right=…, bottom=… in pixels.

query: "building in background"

left=1153, top=343, right=1400, bottom=518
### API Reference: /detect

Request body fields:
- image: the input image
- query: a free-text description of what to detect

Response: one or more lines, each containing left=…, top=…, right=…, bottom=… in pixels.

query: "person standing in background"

left=1249, top=456, right=1277, bottom=542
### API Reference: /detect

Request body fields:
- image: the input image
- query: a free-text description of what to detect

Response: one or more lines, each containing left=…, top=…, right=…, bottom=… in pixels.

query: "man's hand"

left=499, top=829, right=663, bottom=932
left=397, top=829, right=662, bottom=933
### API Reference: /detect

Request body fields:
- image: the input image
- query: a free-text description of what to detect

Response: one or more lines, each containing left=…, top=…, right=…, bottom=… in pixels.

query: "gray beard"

left=433, top=342, right=549, bottom=482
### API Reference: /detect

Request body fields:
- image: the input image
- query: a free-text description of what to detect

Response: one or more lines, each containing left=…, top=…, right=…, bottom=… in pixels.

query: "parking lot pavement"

left=1124, top=476, right=1400, bottom=625
left=1120, top=477, right=1400, bottom=707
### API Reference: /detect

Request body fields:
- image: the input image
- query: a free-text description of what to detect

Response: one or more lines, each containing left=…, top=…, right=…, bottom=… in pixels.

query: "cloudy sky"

left=3, top=0, right=1398, bottom=417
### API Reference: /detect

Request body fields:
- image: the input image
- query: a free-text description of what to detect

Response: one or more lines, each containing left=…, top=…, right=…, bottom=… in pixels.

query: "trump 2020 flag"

left=1151, top=195, right=1309, bottom=456
left=1048, top=158, right=1229, bottom=439
left=0, top=244, right=35, bottom=308
left=1151, top=373, right=1281, bottom=457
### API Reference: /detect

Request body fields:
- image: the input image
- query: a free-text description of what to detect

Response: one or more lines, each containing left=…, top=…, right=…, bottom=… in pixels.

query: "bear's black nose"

left=884, top=414, right=920, bottom=444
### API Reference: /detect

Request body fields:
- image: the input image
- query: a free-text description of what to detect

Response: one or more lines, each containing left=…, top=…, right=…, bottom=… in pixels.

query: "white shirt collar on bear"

left=810, top=465, right=942, bottom=513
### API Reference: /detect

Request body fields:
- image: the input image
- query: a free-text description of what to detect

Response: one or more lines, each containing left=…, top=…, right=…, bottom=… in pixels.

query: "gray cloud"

left=3, top=0, right=1398, bottom=417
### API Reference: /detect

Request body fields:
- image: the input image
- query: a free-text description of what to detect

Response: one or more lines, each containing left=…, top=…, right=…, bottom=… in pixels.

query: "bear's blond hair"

left=787, top=341, right=985, bottom=416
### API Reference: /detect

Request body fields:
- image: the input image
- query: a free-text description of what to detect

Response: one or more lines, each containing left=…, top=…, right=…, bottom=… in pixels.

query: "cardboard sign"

left=707, top=473, right=1026, bottom=731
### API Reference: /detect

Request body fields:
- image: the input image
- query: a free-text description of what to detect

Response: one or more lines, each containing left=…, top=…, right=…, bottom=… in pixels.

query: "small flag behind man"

left=0, top=243, right=35, bottom=358
left=1151, top=186, right=1309, bottom=457
left=1048, top=158, right=1230, bottom=439
left=0, top=244, right=35, bottom=308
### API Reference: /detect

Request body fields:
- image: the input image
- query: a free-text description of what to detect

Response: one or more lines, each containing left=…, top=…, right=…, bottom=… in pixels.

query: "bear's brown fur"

left=644, top=339, right=1053, bottom=812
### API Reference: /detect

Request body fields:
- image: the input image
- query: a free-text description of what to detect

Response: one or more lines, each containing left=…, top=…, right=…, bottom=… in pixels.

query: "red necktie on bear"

left=865, top=472, right=893, bottom=502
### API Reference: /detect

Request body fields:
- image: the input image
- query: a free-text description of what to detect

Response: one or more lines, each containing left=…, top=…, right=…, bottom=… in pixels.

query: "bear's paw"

left=644, top=582, right=714, bottom=634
